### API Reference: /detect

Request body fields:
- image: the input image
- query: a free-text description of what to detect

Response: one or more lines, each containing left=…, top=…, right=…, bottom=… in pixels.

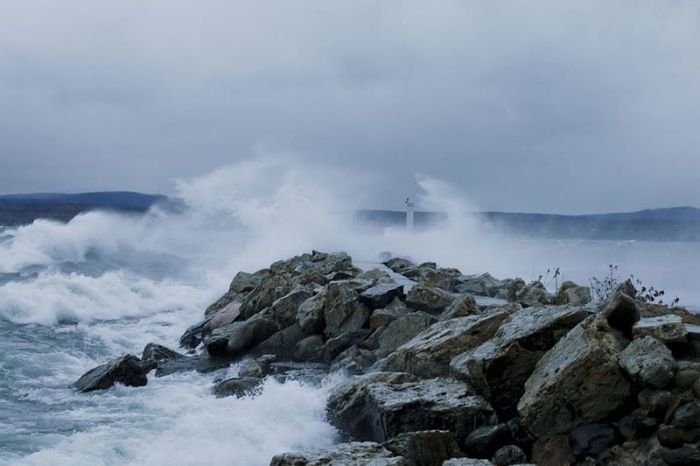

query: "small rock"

left=618, top=413, right=658, bottom=440
left=441, top=294, right=479, bottom=320
left=531, top=435, right=574, bottom=466
left=463, top=424, right=512, bottom=458
left=384, top=430, right=460, bottom=466
left=618, top=336, right=677, bottom=388
left=295, top=335, right=324, bottom=361
left=569, top=423, right=620, bottom=459
left=491, top=445, right=527, bottom=466
left=672, top=401, right=700, bottom=429
left=599, top=291, right=639, bottom=338
left=405, top=284, right=455, bottom=314
left=271, top=441, right=405, bottom=466
left=674, top=369, right=700, bottom=389
left=73, top=354, right=148, bottom=392
left=360, top=282, right=406, bottom=309
left=654, top=444, right=700, bottom=465
left=656, top=425, right=686, bottom=448
left=141, top=343, right=183, bottom=363
left=213, top=377, right=263, bottom=398
left=238, top=358, right=264, bottom=378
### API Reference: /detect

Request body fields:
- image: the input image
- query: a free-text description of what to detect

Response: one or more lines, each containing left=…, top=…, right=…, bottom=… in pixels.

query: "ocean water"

left=1, top=160, right=698, bottom=465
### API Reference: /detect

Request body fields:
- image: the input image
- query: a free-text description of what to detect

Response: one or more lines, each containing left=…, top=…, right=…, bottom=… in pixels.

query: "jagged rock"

left=322, top=330, right=371, bottom=362
left=238, top=358, right=265, bottom=378
left=270, top=442, right=406, bottom=466
left=463, top=424, right=513, bottom=458
left=206, top=318, right=280, bottom=357
left=455, top=273, right=506, bottom=297
left=323, top=281, right=371, bottom=338
left=569, top=423, right=620, bottom=459
left=672, top=401, right=700, bottom=429
left=295, top=335, right=325, bottom=361
left=633, top=315, right=688, bottom=344
left=239, top=275, right=293, bottom=320
left=384, top=257, right=415, bottom=273
left=382, top=312, right=509, bottom=378
left=265, top=288, right=315, bottom=328
left=619, top=413, right=658, bottom=440
left=179, top=318, right=211, bottom=349
left=328, top=376, right=496, bottom=444
left=142, top=343, right=183, bottom=363
left=384, top=430, right=461, bottom=466
left=213, top=376, right=263, bottom=398
left=377, top=312, right=437, bottom=357
left=255, top=324, right=306, bottom=357
left=297, top=291, right=326, bottom=335
left=618, top=336, right=677, bottom=388
left=515, top=281, right=553, bottom=307
left=451, top=305, right=590, bottom=417
left=556, top=281, right=592, bottom=306
left=517, top=317, right=633, bottom=437
left=154, top=353, right=231, bottom=377
left=204, top=269, right=269, bottom=317
left=405, top=284, right=455, bottom=314
left=361, top=282, right=406, bottom=309
left=371, top=307, right=406, bottom=329
left=531, top=435, right=574, bottom=466
left=441, top=294, right=479, bottom=320
left=417, top=267, right=463, bottom=292
left=491, top=445, right=527, bottom=466
left=73, top=354, right=148, bottom=392
left=331, top=345, right=377, bottom=375
left=599, top=291, right=640, bottom=338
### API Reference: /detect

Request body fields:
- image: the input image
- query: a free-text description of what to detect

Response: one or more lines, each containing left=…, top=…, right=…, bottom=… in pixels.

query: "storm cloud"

left=1, top=0, right=699, bottom=212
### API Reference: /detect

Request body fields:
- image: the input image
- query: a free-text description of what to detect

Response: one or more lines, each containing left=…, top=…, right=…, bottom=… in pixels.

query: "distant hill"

left=355, top=207, right=700, bottom=242
left=0, top=192, right=178, bottom=226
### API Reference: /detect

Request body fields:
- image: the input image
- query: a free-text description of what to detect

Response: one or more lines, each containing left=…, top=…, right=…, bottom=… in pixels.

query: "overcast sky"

left=1, top=1, right=699, bottom=213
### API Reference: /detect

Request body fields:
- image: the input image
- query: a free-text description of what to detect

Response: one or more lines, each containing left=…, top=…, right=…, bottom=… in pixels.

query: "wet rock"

left=491, top=445, right=527, bottom=466
left=442, top=459, right=493, bottom=466
left=323, top=281, right=371, bottom=338
left=328, top=375, right=496, bottom=444
left=451, top=305, right=590, bottom=417
left=238, top=358, right=265, bottom=378
left=213, top=376, right=263, bottom=398
left=569, top=423, right=620, bottom=459
left=266, top=288, right=315, bottom=328
left=361, top=282, right=406, bottom=309
left=371, top=307, right=406, bottom=330
left=378, top=312, right=437, bottom=357
left=463, top=424, right=513, bottom=458
left=618, top=336, right=677, bottom=388
left=270, top=442, right=406, bottom=466
left=517, top=318, right=633, bottom=437
left=382, top=312, right=509, bottom=378
left=331, top=345, right=377, bottom=375
left=179, top=318, right=211, bottom=349
left=556, top=281, right=592, bottom=306
left=206, top=318, right=280, bottom=357
left=383, top=257, right=415, bottom=273
left=73, top=354, right=148, bottom=392
left=384, top=430, right=461, bottom=466
left=672, top=401, right=700, bottom=429
left=142, top=343, right=183, bottom=363
left=255, top=324, right=306, bottom=357
left=154, top=353, right=231, bottom=377
left=633, top=315, right=687, bottom=344
left=674, top=369, right=700, bottom=389
left=618, top=413, right=658, bottom=440
left=204, top=270, right=268, bottom=317
left=405, top=284, right=455, bottom=314
left=657, top=425, right=686, bottom=448
left=294, top=335, right=324, bottom=361
left=297, top=291, right=326, bottom=335
left=441, top=294, right=479, bottom=320
left=239, top=274, right=292, bottom=320
left=531, top=435, right=574, bottom=466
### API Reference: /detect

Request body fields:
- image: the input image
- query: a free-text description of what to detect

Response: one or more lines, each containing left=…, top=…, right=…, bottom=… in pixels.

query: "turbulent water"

left=1, top=159, right=698, bottom=465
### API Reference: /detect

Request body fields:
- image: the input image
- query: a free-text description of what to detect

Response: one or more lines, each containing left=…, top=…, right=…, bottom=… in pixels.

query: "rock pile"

left=74, top=251, right=700, bottom=465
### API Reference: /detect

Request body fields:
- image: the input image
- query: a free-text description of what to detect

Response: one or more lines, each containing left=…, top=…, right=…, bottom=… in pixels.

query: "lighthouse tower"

left=405, top=198, right=415, bottom=232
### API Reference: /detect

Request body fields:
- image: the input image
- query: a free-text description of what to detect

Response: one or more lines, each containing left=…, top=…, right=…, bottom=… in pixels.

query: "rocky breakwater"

left=73, top=251, right=700, bottom=466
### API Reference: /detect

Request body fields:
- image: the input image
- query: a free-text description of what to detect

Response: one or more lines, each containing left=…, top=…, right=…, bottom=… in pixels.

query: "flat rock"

left=361, top=282, right=406, bottom=309
left=382, top=312, right=509, bottom=378
left=633, top=315, right=687, bottom=344
left=451, top=305, right=590, bottom=417
left=270, top=442, right=406, bottom=466
left=618, top=336, right=677, bottom=388
left=328, top=376, right=496, bottom=444
left=73, top=354, right=148, bottom=392
left=517, top=317, right=633, bottom=437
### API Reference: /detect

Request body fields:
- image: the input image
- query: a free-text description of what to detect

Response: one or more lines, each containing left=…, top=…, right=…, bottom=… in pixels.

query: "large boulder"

left=633, top=315, right=688, bottom=344
left=204, top=269, right=268, bottom=317
left=405, top=285, right=455, bottom=314
left=381, top=312, right=509, bottom=378
left=328, top=376, right=497, bottom=444
left=206, top=318, right=280, bottom=357
left=265, top=288, right=315, bottom=328
left=618, top=336, right=677, bottom=388
left=384, top=430, right=461, bottom=466
left=556, top=281, right=592, bottom=306
left=441, top=294, right=479, bottom=320
left=73, top=354, right=148, bottom=392
left=323, top=281, right=372, bottom=338
left=239, top=274, right=293, bottom=320
left=517, top=317, right=633, bottom=437
left=270, top=442, right=406, bottom=466
left=450, top=305, right=591, bottom=417
left=360, top=282, right=406, bottom=309
left=515, top=281, right=553, bottom=308
left=377, top=312, right=437, bottom=357
left=141, top=343, right=184, bottom=364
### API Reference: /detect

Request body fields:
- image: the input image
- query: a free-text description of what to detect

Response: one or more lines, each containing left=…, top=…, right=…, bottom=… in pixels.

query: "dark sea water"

left=1, top=180, right=698, bottom=465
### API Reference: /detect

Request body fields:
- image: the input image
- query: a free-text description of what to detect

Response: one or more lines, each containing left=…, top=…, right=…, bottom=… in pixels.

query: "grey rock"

left=384, top=257, right=415, bottom=273
left=213, top=376, right=263, bottom=398
left=370, top=307, right=405, bottom=330
left=441, top=294, right=479, bottom=320
left=556, top=281, right=592, bottom=306
left=255, top=324, right=306, bottom=357
left=361, top=282, right=406, bottom=309
left=568, top=423, right=620, bottom=459
left=267, top=288, right=315, bottom=328
left=618, top=336, right=677, bottom=388
left=239, top=274, right=292, bottom=320
left=406, top=284, right=455, bottom=314
left=154, top=353, right=230, bottom=377
left=323, top=281, right=371, bottom=338
left=142, top=343, right=183, bottom=363
left=491, top=445, right=527, bottom=466
left=515, top=281, right=553, bottom=307
left=179, top=318, right=211, bottom=349
left=328, top=376, right=496, bottom=444
left=331, top=345, right=377, bottom=375
left=672, top=401, right=700, bottom=429
left=238, top=358, right=264, bottom=378
left=322, top=330, right=371, bottom=362
left=203, top=269, right=267, bottom=317
left=384, top=430, right=460, bottom=466
left=633, top=315, right=688, bottom=344
left=517, top=318, right=633, bottom=437
left=451, top=305, right=590, bottom=417
left=674, top=369, right=700, bottom=389
left=378, top=312, right=437, bottom=357
left=464, top=424, right=513, bottom=458
left=73, top=354, right=148, bottom=392
left=206, top=318, right=280, bottom=357
left=455, top=273, right=506, bottom=297
left=297, top=291, right=326, bottom=335
left=442, top=459, right=493, bottom=466
left=382, top=312, right=509, bottom=378
left=295, top=335, right=325, bottom=361
left=270, top=442, right=406, bottom=466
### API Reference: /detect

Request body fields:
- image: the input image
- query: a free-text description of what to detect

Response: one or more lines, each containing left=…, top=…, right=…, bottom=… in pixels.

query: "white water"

left=1, top=156, right=698, bottom=465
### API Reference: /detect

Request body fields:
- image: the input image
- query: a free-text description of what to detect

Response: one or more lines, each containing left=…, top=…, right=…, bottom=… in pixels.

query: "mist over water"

left=1, top=157, right=698, bottom=465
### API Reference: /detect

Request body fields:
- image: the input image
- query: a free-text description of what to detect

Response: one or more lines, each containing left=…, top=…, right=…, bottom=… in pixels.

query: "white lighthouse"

left=405, top=198, right=415, bottom=232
